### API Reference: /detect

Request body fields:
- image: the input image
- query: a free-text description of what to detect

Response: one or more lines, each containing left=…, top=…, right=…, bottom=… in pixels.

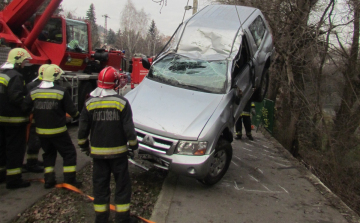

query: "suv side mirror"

left=142, top=56, right=151, bottom=70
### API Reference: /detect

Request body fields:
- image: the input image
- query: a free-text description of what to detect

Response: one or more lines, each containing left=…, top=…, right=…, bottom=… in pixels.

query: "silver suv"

left=125, top=5, right=274, bottom=185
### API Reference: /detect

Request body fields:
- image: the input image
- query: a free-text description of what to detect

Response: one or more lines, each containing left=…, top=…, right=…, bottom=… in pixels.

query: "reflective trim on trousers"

left=0, top=166, right=6, bottom=172
left=91, top=146, right=128, bottom=155
left=45, top=166, right=54, bottom=173
left=7, top=168, right=21, bottom=176
left=94, top=204, right=108, bottom=212
left=36, top=126, right=67, bottom=135
left=115, top=203, right=130, bottom=212
left=63, top=166, right=76, bottom=173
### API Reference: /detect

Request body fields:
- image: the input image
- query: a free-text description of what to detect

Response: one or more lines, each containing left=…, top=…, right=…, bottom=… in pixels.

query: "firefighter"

left=24, top=64, right=50, bottom=173
left=0, top=48, right=32, bottom=189
left=235, top=101, right=256, bottom=140
left=78, top=66, right=138, bottom=223
left=22, top=64, right=81, bottom=189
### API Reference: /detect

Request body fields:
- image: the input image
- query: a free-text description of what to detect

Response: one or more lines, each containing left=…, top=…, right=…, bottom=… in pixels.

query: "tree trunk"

left=333, top=0, right=360, bottom=141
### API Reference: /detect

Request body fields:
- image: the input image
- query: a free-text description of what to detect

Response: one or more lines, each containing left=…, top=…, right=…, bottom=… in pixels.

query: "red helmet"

left=97, top=66, right=119, bottom=89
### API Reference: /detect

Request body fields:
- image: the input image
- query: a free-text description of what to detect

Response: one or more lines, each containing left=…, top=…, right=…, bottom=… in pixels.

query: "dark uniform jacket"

left=78, top=95, right=138, bottom=159
left=26, top=79, right=41, bottom=124
left=0, top=69, right=29, bottom=126
left=242, top=101, right=255, bottom=116
left=26, top=79, right=41, bottom=92
left=22, top=85, right=79, bottom=137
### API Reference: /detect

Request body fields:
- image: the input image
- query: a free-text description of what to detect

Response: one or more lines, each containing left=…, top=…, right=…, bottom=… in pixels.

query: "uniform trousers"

left=235, top=115, right=252, bottom=135
left=0, top=125, right=26, bottom=184
left=39, top=132, right=77, bottom=182
left=27, top=125, right=41, bottom=165
left=93, top=156, right=131, bottom=223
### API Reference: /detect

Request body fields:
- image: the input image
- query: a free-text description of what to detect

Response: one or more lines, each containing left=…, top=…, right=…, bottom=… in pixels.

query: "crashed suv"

left=125, top=5, right=274, bottom=185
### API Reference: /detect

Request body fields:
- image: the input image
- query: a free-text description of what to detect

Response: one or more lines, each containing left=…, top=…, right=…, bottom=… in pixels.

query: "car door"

left=246, top=14, right=269, bottom=88
left=233, top=35, right=253, bottom=120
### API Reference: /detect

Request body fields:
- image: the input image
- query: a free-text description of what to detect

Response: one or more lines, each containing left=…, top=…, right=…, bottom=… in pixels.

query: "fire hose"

left=28, top=158, right=153, bottom=223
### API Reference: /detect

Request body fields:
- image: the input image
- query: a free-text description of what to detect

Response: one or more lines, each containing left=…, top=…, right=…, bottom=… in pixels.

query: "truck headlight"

left=176, top=141, right=207, bottom=155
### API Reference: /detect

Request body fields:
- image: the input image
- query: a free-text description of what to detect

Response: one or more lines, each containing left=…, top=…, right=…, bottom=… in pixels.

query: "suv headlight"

left=176, top=141, right=207, bottom=155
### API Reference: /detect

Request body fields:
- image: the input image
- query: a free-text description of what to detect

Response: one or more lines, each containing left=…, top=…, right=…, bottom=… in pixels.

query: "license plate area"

left=138, top=151, right=170, bottom=167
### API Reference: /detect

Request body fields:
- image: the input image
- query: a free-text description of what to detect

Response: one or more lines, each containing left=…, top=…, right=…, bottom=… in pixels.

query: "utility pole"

left=102, top=14, right=110, bottom=38
left=192, top=0, right=198, bottom=15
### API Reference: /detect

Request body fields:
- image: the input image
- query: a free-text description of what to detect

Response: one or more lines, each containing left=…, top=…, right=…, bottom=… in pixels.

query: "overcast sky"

left=61, top=0, right=211, bottom=36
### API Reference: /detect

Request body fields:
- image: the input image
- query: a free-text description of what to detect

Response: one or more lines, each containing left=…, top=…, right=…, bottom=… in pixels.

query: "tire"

left=199, top=138, right=232, bottom=185
left=252, top=68, right=269, bottom=102
left=78, top=82, right=93, bottom=112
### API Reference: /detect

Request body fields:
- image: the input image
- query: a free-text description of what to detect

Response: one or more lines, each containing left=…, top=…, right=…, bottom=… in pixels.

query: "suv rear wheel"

left=198, top=138, right=232, bottom=185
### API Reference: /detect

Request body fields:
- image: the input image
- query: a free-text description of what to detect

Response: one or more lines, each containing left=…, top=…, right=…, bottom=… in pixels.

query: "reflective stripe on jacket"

left=22, top=85, right=79, bottom=137
left=78, top=95, right=137, bottom=159
left=0, top=70, right=28, bottom=126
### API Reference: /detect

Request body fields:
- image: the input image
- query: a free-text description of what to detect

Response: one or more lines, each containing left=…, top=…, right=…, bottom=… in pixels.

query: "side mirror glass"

left=142, top=56, right=151, bottom=70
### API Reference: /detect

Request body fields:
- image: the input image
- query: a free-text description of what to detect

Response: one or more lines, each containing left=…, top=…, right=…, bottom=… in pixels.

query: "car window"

left=234, top=36, right=251, bottom=76
left=148, top=54, right=227, bottom=94
left=249, top=16, right=266, bottom=49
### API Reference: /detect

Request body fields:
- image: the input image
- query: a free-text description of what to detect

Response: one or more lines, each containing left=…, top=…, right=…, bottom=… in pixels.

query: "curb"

left=150, top=172, right=178, bottom=223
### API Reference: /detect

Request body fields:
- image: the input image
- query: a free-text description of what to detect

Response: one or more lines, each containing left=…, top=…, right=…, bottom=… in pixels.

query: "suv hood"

left=125, top=78, right=224, bottom=140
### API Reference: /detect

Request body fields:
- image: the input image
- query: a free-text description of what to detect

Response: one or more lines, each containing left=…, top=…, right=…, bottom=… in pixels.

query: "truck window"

left=38, top=18, right=63, bottom=43
left=66, top=19, right=89, bottom=53
left=249, top=16, right=266, bottom=49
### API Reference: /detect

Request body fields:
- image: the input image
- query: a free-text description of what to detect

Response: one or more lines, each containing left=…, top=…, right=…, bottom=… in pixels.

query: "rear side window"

left=249, top=16, right=266, bottom=49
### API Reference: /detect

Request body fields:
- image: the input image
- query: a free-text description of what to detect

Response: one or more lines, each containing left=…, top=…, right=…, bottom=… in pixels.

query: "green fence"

left=252, top=99, right=275, bottom=134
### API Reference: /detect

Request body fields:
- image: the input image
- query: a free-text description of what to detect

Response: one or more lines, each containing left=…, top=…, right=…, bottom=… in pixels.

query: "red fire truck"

left=0, top=0, right=126, bottom=111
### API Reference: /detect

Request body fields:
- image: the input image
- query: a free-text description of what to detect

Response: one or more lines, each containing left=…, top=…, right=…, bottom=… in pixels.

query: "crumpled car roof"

left=168, top=4, right=257, bottom=61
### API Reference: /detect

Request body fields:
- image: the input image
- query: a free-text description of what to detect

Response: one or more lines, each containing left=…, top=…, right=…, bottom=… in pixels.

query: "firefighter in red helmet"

left=78, top=66, right=138, bottom=223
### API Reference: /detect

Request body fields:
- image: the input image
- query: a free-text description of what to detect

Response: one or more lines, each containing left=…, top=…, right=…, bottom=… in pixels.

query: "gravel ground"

left=10, top=159, right=167, bottom=223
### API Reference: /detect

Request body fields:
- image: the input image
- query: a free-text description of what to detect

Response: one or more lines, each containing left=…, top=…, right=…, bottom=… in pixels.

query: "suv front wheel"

left=198, top=138, right=232, bottom=185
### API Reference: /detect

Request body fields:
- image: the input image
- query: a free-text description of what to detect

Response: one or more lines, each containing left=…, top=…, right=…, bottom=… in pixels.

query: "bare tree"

left=119, top=0, right=149, bottom=59
left=215, top=0, right=360, bottom=215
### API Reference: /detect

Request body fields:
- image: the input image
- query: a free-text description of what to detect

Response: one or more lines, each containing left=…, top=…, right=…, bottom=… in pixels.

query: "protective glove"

left=128, top=149, right=135, bottom=159
left=72, top=113, right=80, bottom=122
left=81, top=147, right=90, bottom=156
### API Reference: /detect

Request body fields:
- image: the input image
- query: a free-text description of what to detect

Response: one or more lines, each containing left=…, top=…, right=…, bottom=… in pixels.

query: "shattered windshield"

left=148, top=54, right=227, bottom=94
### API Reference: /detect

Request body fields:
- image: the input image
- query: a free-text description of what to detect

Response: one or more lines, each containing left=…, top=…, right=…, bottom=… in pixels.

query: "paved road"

left=150, top=131, right=359, bottom=223
left=0, top=125, right=91, bottom=223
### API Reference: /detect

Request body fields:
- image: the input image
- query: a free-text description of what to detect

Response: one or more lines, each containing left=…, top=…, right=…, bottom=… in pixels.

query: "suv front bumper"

left=136, top=128, right=212, bottom=178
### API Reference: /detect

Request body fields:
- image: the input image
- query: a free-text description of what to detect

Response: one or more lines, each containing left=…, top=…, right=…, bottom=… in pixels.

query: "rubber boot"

left=6, top=178, right=31, bottom=189
left=0, top=171, right=6, bottom=184
left=64, top=172, right=82, bottom=188
left=44, top=172, right=57, bottom=189
left=246, top=133, right=254, bottom=141
left=24, top=159, right=44, bottom=173
left=95, top=211, right=110, bottom=223
left=235, top=132, right=242, bottom=140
